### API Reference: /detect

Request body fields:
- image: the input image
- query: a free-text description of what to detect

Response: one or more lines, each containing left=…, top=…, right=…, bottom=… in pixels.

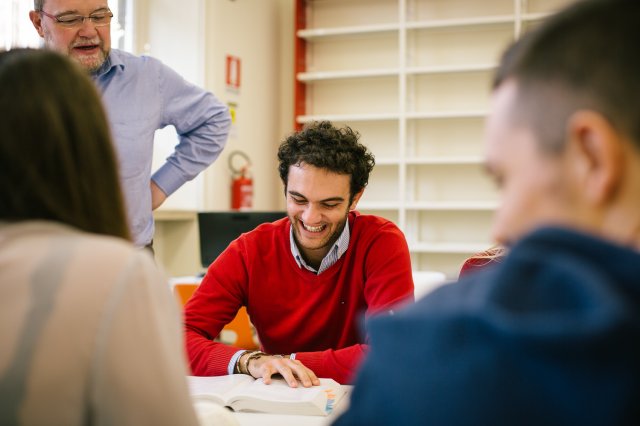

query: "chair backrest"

left=174, top=283, right=198, bottom=306
left=173, top=283, right=259, bottom=350
left=412, top=271, right=448, bottom=300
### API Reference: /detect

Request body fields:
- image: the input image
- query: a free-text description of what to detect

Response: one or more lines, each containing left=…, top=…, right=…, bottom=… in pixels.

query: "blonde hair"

left=469, top=246, right=506, bottom=261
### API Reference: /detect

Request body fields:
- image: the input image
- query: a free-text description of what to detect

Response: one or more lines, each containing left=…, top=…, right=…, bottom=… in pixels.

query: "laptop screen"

left=197, top=211, right=287, bottom=268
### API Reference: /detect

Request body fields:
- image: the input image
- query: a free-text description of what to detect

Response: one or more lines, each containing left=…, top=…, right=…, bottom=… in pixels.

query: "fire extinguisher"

left=229, top=150, right=253, bottom=211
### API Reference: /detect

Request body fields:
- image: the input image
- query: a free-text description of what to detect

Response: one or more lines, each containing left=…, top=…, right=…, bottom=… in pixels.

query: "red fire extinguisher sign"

left=229, top=151, right=253, bottom=211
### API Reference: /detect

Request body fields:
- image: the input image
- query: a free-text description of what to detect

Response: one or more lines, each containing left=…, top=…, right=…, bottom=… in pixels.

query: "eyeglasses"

left=38, top=9, right=113, bottom=28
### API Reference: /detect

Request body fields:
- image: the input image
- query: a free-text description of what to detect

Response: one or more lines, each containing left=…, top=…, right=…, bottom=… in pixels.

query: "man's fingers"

left=260, top=366, right=276, bottom=385
left=289, top=359, right=321, bottom=386
left=274, top=363, right=300, bottom=387
left=277, top=359, right=320, bottom=388
left=252, top=356, right=320, bottom=388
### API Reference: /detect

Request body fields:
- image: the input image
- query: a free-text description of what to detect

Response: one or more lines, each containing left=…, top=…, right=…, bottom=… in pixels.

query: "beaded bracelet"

left=234, top=350, right=254, bottom=374
left=242, top=351, right=266, bottom=376
left=233, top=352, right=246, bottom=374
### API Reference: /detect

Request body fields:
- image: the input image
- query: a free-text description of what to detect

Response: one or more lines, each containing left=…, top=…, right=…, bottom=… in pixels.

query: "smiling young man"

left=29, top=0, right=230, bottom=249
left=184, top=121, right=414, bottom=386
left=335, top=0, right=640, bottom=424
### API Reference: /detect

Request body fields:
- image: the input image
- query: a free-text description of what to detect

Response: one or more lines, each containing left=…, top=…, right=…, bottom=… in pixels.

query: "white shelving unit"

left=295, top=0, right=574, bottom=278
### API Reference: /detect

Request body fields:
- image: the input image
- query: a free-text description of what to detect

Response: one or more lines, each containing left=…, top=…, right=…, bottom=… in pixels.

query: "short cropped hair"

left=0, top=48, right=129, bottom=239
left=277, top=121, right=375, bottom=201
left=495, top=0, right=640, bottom=153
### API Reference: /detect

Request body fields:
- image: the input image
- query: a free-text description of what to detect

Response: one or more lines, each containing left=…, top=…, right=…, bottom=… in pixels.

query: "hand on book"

left=247, top=354, right=321, bottom=388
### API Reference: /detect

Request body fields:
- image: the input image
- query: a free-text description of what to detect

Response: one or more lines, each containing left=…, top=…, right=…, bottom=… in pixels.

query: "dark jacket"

left=334, top=227, right=640, bottom=426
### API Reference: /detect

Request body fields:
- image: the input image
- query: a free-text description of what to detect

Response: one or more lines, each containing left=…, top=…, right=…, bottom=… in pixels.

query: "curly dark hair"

left=277, top=121, right=375, bottom=201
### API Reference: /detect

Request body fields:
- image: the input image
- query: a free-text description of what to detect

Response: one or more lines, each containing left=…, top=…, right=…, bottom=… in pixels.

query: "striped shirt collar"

left=289, top=220, right=351, bottom=275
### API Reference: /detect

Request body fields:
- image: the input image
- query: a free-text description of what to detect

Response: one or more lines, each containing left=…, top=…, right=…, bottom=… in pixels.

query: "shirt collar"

left=289, top=219, right=351, bottom=274
left=92, top=49, right=124, bottom=78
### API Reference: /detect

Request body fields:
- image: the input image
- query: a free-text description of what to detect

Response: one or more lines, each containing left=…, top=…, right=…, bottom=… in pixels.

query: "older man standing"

left=29, top=0, right=230, bottom=248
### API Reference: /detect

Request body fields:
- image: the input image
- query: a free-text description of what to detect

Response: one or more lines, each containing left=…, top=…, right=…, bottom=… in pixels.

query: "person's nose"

left=301, top=203, right=322, bottom=225
left=77, top=17, right=99, bottom=36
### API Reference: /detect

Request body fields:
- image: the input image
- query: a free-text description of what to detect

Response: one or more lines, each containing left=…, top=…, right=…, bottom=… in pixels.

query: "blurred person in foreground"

left=0, top=48, right=231, bottom=426
left=335, top=0, right=640, bottom=424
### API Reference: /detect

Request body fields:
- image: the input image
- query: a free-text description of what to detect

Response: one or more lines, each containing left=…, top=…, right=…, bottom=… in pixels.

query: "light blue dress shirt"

left=92, top=49, right=231, bottom=246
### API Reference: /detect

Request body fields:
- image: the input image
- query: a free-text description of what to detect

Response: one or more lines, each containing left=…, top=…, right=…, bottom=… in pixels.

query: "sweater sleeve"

left=295, top=345, right=367, bottom=384
left=184, top=241, right=249, bottom=376
left=295, top=222, right=415, bottom=383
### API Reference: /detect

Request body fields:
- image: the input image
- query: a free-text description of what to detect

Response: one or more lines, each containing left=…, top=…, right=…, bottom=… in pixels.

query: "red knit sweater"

left=184, top=211, right=414, bottom=384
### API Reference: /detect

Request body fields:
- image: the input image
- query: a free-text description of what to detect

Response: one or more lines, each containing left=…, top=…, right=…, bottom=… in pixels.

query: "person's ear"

left=566, top=110, right=624, bottom=206
left=29, top=10, right=45, bottom=38
left=349, top=189, right=364, bottom=211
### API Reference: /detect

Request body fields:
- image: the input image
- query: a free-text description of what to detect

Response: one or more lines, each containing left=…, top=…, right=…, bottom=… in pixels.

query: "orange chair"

left=174, top=283, right=259, bottom=350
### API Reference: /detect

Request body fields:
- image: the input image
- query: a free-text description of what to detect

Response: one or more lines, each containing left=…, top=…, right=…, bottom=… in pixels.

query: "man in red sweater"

left=184, top=121, right=414, bottom=386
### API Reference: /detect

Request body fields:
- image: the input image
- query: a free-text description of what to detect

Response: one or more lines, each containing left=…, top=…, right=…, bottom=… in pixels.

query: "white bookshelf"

left=295, top=0, right=573, bottom=278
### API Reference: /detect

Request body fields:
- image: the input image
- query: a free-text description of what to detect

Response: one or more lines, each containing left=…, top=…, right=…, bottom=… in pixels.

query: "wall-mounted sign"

left=226, top=55, right=241, bottom=91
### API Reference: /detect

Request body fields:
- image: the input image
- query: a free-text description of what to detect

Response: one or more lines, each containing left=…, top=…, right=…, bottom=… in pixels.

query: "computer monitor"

left=197, top=211, right=287, bottom=268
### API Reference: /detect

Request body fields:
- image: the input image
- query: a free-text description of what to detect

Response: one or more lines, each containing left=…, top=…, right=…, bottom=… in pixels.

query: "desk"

left=194, top=386, right=352, bottom=426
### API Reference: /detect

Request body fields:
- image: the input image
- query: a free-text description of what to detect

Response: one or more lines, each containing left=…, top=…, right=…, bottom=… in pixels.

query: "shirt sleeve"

left=91, top=251, right=200, bottom=426
left=151, top=58, right=231, bottom=196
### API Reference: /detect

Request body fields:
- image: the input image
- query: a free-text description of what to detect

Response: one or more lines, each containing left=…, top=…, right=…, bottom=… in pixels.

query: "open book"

left=187, top=375, right=346, bottom=416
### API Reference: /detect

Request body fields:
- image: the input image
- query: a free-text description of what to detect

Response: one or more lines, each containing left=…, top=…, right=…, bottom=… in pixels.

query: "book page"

left=228, top=378, right=346, bottom=416
left=187, top=375, right=255, bottom=406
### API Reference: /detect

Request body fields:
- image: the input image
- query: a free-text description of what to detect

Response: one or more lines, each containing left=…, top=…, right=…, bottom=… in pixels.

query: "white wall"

left=136, top=0, right=295, bottom=275
left=202, top=0, right=293, bottom=211
left=136, top=0, right=294, bottom=213
left=276, top=0, right=295, bottom=212
left=144, top=0, right=206, bottom=211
